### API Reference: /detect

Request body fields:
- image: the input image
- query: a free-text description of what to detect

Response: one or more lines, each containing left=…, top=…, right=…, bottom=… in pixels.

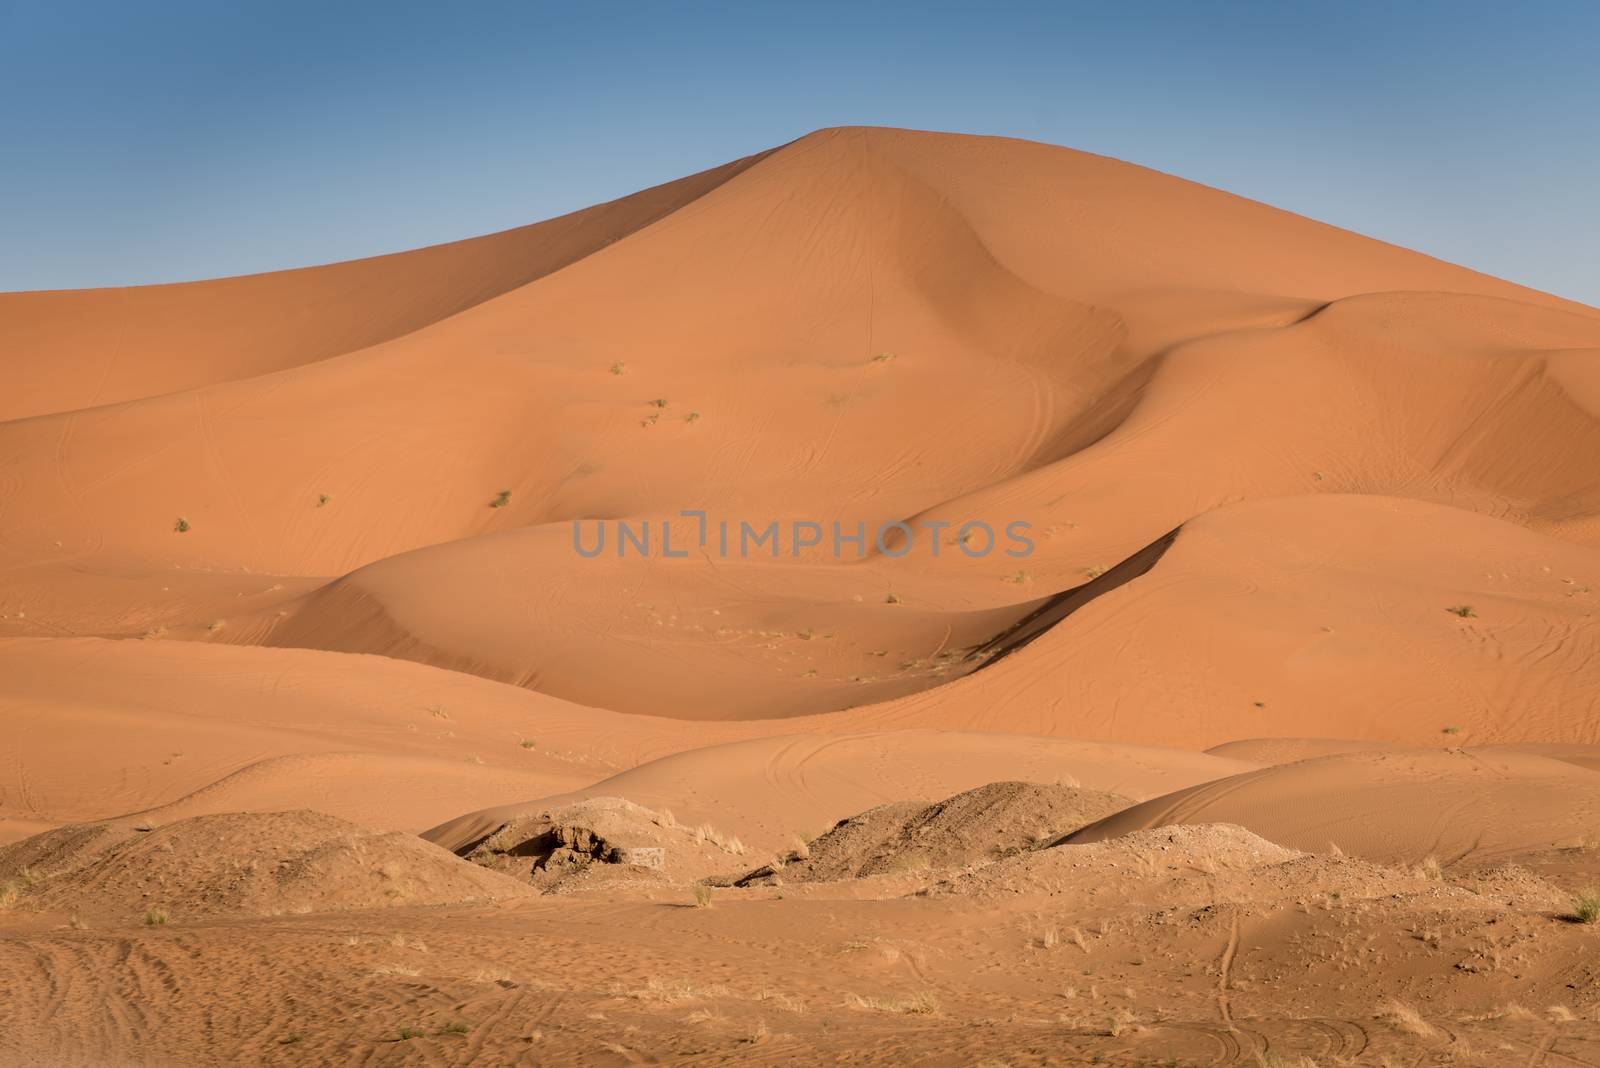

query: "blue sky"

left=3, top=1, right=1596, bottom=304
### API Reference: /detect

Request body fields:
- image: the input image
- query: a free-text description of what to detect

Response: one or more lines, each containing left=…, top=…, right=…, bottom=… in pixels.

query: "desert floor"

left=3, top=127, right=1600, bottom=1066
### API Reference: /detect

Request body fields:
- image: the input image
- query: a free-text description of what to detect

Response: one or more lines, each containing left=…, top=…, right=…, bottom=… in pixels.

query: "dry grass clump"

left=623, top=976, right=732, bottom=1004
left=847, top=990, right=939, bottom=1015
left=1376, top=1000, right=1438, bottom=1039
left=692, top=823, right=746, bottom=855
left=1571, top=888, right=1600, bottom=924
left=144, top=906, right=170, bottom=927
left=691, top=884, right=713, bottom=909
left=1251, top=1054, right=1322, bottom=1068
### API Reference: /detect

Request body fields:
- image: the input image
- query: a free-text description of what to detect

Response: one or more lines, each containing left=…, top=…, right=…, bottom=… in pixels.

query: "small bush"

left=145, top=907, right=170, bottom=926
left=174, top=517, right=190, bottom=533
left=691, top=884, right=713, bottom=908
left=609, top=361, right=627, bottom=375
left=490, top=490, right=512, bottom=509
left=438, top=1021, right=470, bottom=1035
left=1572, top=889, right=1600, bottom=924
left=396, top=1027, right=425, bottom=1041
left=316, top=494, right=330, bottom=508
left=1445, top=605, right=1476, bottom=618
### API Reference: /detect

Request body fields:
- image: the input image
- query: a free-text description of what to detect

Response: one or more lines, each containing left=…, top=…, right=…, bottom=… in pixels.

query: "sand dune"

left=5, top=126, right=1600, bottom=1065
left=1067, top=747, right=1600, bottom=866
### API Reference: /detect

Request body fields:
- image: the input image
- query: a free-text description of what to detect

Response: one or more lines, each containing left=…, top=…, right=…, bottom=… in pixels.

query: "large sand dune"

left=5, top=127, right=1600, bottom=1064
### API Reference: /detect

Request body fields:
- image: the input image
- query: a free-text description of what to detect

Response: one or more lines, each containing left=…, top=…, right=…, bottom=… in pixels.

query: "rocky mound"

left=0, top=810, right=529, bottom=921
left=734, top=781, right=1132, bottom=885
left=461, top=796, right=748, bottom=892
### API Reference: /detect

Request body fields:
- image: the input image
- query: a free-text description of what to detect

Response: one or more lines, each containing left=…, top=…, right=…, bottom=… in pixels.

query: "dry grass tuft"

left=1377, top=1000, right=1438, bottom=1039
left=848, top=990, right=939, bottom=1015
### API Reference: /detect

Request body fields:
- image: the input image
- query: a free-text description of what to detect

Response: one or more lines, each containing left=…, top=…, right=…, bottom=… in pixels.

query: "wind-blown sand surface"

left=3, top=127, right=1600, bottom=1065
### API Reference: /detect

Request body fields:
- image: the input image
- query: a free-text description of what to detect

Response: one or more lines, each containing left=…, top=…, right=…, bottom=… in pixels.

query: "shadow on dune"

left=968, top=526, right=1180, bottom=670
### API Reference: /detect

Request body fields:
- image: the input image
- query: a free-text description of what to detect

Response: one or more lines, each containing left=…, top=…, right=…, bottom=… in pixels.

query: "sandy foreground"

left=3, top=127, right=1600, bottom=1065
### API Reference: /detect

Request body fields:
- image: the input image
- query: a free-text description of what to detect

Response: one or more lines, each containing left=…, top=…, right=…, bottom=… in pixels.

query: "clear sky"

left=3, top=1, right=1597, bottom=304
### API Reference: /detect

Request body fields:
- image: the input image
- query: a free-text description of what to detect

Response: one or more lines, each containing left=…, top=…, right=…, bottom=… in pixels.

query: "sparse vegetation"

left=1445, top=604, right=1476, bottom=618
left=872, top=352, right=897, bottom=363
left=1571, top=888, right=1600, bottom=924
left=1003, top=569, right=1030, bottom=584
left=1104, top=1008, right=1136, bottom=1036
left=438, top=1021, right=471, bottom=1035
left=144, top=907, right=170, bottom=926
left=848, top=990, right=938, bottom=1015
left=1251, top=1053, right=1322, bottom=1068
left=691, top=884, right=713, bottom=908
left=609, top=361, right=627, bottom=375
left=174, top=517, right=190, bottom=533
left=1376, top=999, right=1438, bottom=1039
left=1418, top=855, right=1444, bottom=880
left=1084, top=564, right=1106, bottom=579
left=685, top=411, right=701, bottom=423
left=316, top=494, right=330, bottom=507
left=396, top=1027, right=425, bottom=1041
left=490, top=490, right=512, bottom=508
left=519, top=739, right=536, bottom=749
left=884, top=592, right=901, bottom=604
left=1441, top=725, right=1461, bottom=735
left=648, top=398, right=668, bottom=408
left=691, top=823, right=745, bottom=855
